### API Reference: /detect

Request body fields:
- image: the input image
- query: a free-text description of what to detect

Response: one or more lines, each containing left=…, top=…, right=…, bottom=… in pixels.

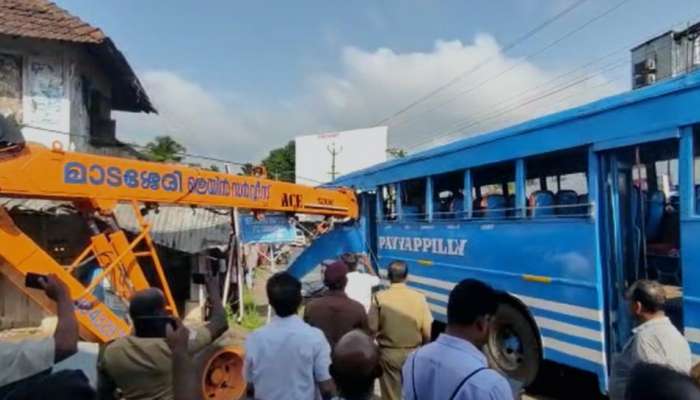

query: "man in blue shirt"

left=244, top=272, right=336, bottom=400
left=402, top=279, right=512, bottom=400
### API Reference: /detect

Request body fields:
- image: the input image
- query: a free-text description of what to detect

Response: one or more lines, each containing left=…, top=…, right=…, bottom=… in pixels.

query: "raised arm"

left=204, top=273, right=228, bottom=339
left=40, top=274, right=79, bottom=362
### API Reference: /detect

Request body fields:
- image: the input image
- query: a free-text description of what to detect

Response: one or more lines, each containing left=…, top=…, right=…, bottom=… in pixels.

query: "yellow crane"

left=0, top=142, right=358, bottom=399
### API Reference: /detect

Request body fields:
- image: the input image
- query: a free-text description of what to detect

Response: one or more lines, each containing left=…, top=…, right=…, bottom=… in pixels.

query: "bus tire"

left=485, top=301, right=541, bottom=386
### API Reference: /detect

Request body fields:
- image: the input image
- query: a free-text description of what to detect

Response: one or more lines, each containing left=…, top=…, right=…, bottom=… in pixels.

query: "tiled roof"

left=0, top=0, right=156, bottom=114
left=0, top=0, right=105, bottom=44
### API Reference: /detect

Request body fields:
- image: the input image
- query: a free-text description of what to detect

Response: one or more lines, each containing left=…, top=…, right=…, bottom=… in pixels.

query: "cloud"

left=114, top=34, right=624, bottom=163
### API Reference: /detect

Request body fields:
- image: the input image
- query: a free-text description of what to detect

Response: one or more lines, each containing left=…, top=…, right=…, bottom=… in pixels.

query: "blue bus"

left=312, top=70, right=700, bottom=392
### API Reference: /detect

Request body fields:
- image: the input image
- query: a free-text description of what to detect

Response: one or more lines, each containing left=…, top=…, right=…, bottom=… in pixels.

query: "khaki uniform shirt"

left=98, top=325, right=212, bottom=400
left=369, top=283, right=432, bottom=348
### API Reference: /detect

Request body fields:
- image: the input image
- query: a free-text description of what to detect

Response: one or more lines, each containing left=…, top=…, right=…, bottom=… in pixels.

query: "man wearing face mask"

left=402, top=279, right=512, bottom=400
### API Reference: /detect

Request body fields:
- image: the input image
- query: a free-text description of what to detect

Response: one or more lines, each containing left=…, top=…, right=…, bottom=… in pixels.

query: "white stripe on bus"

left=412, top=287, right=606, bottom=367
left=415, top=287, right=602, bottom=345
left=428, top=303, right=446, bottom=315
left=534, top=316, right=602, bottom=343
left=400, top=273, right=601, bottom=322
left=542, top=337, right=606, bottom=366
left=685, top=327, right=700, bottom=344
left=513, top=294, right=601, bottom=322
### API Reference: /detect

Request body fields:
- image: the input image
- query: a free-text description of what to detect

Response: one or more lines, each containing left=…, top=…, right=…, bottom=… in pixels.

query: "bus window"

left=401, top=178, right=426, bottom=220
left=472, top=162, right=514, bottom=219
left=380, top=184, right=397, bottom=221
left=525, top=148, right=588, bottom=217
left=433, top=171, right=465, bottom=219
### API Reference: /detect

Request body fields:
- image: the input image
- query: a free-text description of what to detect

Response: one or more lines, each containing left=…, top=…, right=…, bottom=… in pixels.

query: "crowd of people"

left=2, top=256, right=700, bottom=400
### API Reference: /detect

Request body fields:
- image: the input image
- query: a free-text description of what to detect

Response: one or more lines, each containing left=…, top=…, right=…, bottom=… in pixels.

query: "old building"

left=0, top=0, right=158, bottom=328
left=0, top=0, right=155, bottom=157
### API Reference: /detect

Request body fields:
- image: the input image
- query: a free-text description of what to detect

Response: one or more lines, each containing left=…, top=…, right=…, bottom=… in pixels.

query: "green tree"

left=239, top=163, right=255, bottom=176
left=262, top=141, right=295, bottom=181
left=387, top=147, right=407, bottom=159
left=145, top=135, right=186, bottom=162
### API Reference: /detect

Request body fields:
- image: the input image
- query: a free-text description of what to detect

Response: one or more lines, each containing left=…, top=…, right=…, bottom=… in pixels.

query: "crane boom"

left=0, top=142, right=359, bottom=344
left=0, top=142, right=360, bottom=399
left=0, top=143, right=358, bottom=217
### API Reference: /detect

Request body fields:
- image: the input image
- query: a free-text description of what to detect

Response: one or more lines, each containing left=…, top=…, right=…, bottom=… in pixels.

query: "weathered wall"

left=0, top=36, right=112, bottom=150
left=0, top=267, right=46, bottom=329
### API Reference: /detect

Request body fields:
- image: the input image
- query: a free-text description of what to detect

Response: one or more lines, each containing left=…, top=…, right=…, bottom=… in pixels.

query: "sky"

left=55, top=0, right=700, bottom=165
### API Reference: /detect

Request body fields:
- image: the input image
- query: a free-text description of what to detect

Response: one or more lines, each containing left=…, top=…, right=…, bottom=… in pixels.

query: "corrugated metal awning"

left=0, top=198, right=232, bottom=254
left=114, top=205, right=232, bottom=254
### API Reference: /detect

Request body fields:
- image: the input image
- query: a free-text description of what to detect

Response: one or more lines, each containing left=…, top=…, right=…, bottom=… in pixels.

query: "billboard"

left=295, top=126, right=388, bottom=186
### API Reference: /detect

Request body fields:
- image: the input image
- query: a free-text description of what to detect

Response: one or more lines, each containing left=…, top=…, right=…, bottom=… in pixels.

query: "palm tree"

left=145, top=136, right=186, bottom=162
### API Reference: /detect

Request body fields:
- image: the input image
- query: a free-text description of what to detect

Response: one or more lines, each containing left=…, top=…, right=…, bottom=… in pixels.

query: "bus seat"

left=507, top=194, right=516, bottom=216
left=450, top=196, right=465, bottom=219
left=529, top=190, right=555, bottom=218
left=473, top=198, right=483, bottom=217
left=555, top=190, right=578, bottom=215
left=577, top=194, right=590, bottom=215
left=481, top=195, right=506, bottom=219
left=645, top=190, right=665, bottom=242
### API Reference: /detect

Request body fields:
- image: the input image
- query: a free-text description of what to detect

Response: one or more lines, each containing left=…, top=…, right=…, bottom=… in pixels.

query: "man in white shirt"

left=342, top=253, right=380, bottom=313
left=609, top=280, right=692, bottom=400
left=244, top=272, right=336, bottom=400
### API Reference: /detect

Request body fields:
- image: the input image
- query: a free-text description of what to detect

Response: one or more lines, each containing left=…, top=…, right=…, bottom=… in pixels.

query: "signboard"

left=239, top=214, right=297, bottom=244
left=295, top=126, right=388, bottom=186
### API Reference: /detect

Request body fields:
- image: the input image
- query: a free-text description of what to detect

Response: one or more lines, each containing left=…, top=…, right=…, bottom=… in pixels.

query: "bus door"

left=601, top=152, right=636, bottom=354
left=360, top=191, right=379, bottom=266
left=601, top=139, right=683, bottom=355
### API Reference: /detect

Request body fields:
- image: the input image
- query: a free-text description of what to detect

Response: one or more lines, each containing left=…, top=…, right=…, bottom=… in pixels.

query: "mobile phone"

left=192, top=273, right=206, bottom=285
left=25, top=273, right=47, bottom=289
left=133, top=316, right=177, bottom=338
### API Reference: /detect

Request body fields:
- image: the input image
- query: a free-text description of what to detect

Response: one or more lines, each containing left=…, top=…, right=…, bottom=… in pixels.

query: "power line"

left=372, top=0, right=590, bottom=126
left=22, top=126, right=328, bottom=184
left=403, top=10, right=700, bottom=151
left=389, top=0, right=632, bottom=131
left=429, top=61, right=629, bottom=145
left=406, top=60, right=628, bottom=151
left=406, top=56, right=628, bottom=150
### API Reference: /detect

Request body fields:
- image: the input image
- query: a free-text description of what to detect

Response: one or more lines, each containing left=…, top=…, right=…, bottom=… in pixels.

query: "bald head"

left=626, top=280, right=666, bottom=313
left=387, top=260, right=408, bottom=283
left=332, top=330, right=381, bottom=400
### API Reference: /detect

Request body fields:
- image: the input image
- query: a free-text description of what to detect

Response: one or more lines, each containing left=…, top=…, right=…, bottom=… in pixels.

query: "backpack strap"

left=448, top=367, right=487, bottom=400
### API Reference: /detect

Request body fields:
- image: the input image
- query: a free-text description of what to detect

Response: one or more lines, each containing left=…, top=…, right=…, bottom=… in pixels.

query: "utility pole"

left=327, top=142, right=343, bottom=181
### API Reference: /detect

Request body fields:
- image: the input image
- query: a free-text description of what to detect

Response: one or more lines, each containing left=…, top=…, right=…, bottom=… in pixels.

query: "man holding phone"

left=0, top=273, right=93, bottom=399
left=97, top=273, right=228, bottom=400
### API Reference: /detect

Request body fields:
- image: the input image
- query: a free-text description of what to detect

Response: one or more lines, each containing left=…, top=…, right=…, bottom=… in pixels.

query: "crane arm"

left=0, top=143, right=358, bottom=218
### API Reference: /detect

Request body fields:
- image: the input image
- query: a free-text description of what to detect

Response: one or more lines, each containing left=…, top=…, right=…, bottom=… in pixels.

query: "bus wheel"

left=485, top=302, right=541, bottom=385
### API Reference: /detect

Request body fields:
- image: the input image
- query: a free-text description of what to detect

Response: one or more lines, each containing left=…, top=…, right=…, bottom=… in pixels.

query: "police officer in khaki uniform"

left=369, top=260, right=432, bottom=400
